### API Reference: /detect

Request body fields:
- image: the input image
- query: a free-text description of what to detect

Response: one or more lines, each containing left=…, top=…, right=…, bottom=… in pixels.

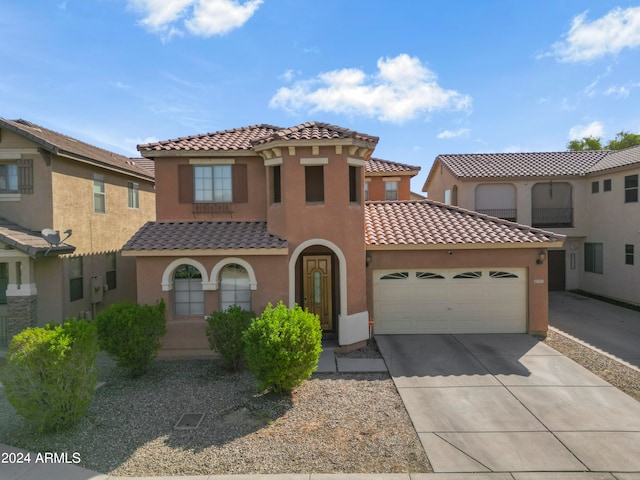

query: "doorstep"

left=316, top=348, right=388, bottom=373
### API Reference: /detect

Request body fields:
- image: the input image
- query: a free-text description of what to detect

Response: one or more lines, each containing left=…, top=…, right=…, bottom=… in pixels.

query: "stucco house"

left=422, top=146, right=640, bottom=306
left=0, top=118, right=155, bottom=345
left=123, top=122, right=564, bottom=355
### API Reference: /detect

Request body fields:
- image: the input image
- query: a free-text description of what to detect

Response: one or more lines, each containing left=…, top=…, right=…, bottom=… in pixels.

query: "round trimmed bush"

left=206, top=305, right=255, bottom=371
left=1, top=319, right=98, bottom=432
left=95, top=300, right=166, bottom=377
left=243, top=302, right=322, bottom=393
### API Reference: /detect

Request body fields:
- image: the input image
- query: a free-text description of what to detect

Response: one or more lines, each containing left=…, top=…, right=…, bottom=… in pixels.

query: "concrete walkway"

left=376, top=333, right=640, bottom=475
left=549, top=291, right=640, bottom=371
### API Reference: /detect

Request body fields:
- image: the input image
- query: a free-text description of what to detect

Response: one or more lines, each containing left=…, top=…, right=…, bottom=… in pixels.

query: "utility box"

left=91, top=276, right=104, bottom=304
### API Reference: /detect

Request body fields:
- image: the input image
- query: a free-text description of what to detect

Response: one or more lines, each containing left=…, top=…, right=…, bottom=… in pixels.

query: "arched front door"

left=303, top=255, right=332, bottom=330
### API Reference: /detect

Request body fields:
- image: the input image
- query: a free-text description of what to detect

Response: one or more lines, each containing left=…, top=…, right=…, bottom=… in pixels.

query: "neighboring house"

left=123, top=121, right=563, bottom=355
left=0, top=118, right=155, bottom=345
left=364, top=158, right=420, bottom=201
left=423, top=146, right=640, bottom=306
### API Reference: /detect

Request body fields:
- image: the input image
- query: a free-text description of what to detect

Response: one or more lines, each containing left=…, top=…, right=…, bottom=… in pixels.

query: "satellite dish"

left=42, top=229, right=61, bottom=246
left=41, top=228, right=73, bottom=255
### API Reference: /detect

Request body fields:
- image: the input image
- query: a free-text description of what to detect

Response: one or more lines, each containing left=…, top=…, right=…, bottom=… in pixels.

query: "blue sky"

left=2, top=0, right=640, bottom=190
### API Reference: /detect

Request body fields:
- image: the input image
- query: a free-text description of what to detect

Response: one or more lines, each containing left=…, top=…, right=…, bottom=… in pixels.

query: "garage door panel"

left=373, top=268, right=527, bottom=334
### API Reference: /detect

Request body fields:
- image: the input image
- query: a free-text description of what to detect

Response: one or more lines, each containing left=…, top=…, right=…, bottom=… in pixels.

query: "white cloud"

left=604, top=85, right=630, bottom=98
left=568, top=121, right=604, bottom=140
left=279, top=69, right=299, bottom=82
left=127, top=0, right=262, bottom=37
left=269, top=54, right=472, bottom=123
left=547, top=7, right=640, bottom=62
left=437, top=128, right=470, bottom=139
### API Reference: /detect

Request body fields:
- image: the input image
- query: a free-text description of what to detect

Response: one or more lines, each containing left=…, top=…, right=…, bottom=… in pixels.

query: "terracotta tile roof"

left=123, top=221, right=288, bottom=252
left=250, top=121, right=379, bottom=147
left=138, top=122, right=378, bottom=154
left=0, top=219, right=75, bottom=258
left=365, top=200, right=564, bottom=247
left=435, top=151, right=610, bottom=179
left=138, top=124, right=282, bottom=152
left=366, top=158, right=420, bottom=175
left=587, top=145, right=640, bottom=173
left=0, top=118, right=154, bottom=180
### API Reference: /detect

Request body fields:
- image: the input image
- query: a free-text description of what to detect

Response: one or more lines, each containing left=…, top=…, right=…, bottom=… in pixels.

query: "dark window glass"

left=272, top=165, right=281, bottom=203
left=603, top=179, right=612, bottom=191
left=625, top=175, right=638, bottom=203
left=591, top=181, right=599, bottom=193
left=305, top=166, right=324, bottom=203
left=349, top=166, right=359, bottom=203
left=625, top=244, right=634, bottom=265
left=585, top=243, right=603, bottom=274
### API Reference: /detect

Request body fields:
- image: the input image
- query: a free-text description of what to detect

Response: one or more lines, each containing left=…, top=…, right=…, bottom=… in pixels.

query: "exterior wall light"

left=366, top=253, right=372, bottom=267
left=536, top=250, right=546, bottom=265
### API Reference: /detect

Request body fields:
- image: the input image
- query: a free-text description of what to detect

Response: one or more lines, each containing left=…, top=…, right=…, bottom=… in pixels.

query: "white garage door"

left=373, top=268, right=527, bottom=334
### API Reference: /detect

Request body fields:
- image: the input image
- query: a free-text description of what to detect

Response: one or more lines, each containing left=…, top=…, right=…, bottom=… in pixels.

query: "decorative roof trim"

left=121, top=248, right=289, bottom=257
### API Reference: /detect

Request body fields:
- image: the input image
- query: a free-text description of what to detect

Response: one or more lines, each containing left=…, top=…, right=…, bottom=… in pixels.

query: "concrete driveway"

left=376, top=333, right=640, bottom=474
left=550, top=291, right=640, bottom=370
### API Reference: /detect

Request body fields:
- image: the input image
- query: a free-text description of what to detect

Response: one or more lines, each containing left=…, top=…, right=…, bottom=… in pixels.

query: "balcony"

left=532, top=208, right=573, bottom=228
left=476, top=208, right=517, bottom=222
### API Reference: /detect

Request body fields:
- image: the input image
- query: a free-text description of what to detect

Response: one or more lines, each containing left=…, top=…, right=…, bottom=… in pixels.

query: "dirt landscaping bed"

left=0, top=353, right=430, bottom=476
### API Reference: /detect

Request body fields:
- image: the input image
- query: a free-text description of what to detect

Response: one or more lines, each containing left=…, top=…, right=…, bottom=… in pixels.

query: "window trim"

left=194, top=164, right=233, bottom=203
left=384, top=180, right=399, bottom=201
left=69, top=257, right=83, bottom=302
left=625, top=244, right=634, bottom=266
left=127, top=181, right=140, bottom=209
left=625, top=174, right=638, bottom=203
left=93, top=174, right=106, bottom=214
left=584, top=242, right=604, bottom=274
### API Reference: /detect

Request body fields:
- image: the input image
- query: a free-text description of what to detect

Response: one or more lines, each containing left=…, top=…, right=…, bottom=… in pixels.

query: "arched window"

left=220, top=263, right=251, bottom=311
left=174, top=265, right=204, bottom=315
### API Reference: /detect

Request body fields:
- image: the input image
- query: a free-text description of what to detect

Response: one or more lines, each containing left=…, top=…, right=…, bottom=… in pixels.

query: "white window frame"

left=384, top=180, right=398, bottom=201
left=128, top=181, right=139, bottom=209
left=194, top=165, right=232, bottom=203
left=93, top=174, right=106, bottom=214
left=0, top=163, right=18, bottom=193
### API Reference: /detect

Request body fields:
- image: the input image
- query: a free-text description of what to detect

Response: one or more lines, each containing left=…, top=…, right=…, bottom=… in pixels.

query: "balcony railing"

left=476, top=209, right=517, bottom=222
left=532, top=208, right=573, bottom=228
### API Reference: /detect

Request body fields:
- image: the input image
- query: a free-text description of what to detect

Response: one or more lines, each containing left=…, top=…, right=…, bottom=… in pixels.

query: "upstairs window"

left=272, top=165, right=282, bottom=204
left=625, top=175, right=638, bottom=203
left=128, top=181, right=139, bottom=209
left=603, top=179, right=612, bottom=192
left=93, top=174, right=105, bottom=213
left=0, top=164, right=18, bottom=193
left=591, top=181, right=599, bottom=193
left=385, top=181, right=398, bottom=201
left=349, top=166, right=360, bottom=203
left=305, top=166, right=324, bottom=203
left=195, top=165, right=232, bottom=203
left=0, top=263, right=7, bottom=304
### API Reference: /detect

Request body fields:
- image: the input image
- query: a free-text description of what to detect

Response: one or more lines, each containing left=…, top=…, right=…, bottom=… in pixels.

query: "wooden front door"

left=303, top=255, right=332, bottom=330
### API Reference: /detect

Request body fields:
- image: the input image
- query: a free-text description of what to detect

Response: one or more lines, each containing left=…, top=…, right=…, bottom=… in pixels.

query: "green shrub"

left=243, top=302, right=322, bottom=393
left=206, top=305, right=255, bottom=371
left=1, top=319, right=98, bottom=432
left=95, top=300, right=166, bottom=377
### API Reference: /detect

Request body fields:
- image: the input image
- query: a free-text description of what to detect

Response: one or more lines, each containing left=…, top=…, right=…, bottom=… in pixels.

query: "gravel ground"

left=0, top=353, right=429, bottom=476
left=2, top=330, right=640, bottom=476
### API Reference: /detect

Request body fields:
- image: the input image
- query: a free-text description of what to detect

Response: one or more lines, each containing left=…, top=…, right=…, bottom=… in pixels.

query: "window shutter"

left=17, top=158, right=33, bottom=194
left=232, top=164, right=248, bottom=203
left=178, top=164, right=194, bottom=203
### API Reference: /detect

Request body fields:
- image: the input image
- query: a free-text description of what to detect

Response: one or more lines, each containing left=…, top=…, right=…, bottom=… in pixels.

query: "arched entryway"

left=289, top=239, right=347, bottom=333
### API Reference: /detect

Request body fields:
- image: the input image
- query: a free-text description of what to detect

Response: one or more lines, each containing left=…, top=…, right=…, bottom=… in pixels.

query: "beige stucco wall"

left=579, top=167, right=640, bottom=305
left=51, top=156, right=155, bottom=254
left=365, top=247, right=550, bottom=336
left=0, top=130, right=54, bottom=230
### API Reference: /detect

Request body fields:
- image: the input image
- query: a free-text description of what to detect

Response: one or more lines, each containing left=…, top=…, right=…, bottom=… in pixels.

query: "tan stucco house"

left=423, top=146, right=640, bottom=306
left=0, top=118, right=155, bottom=345
left=123, top=122, right=564, bottom=355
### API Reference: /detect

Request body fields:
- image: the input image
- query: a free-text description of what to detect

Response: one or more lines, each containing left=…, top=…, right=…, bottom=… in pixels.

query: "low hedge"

left=1, top=319, right=98, bottom=432
left=95, top=300, right=166, bottom=377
